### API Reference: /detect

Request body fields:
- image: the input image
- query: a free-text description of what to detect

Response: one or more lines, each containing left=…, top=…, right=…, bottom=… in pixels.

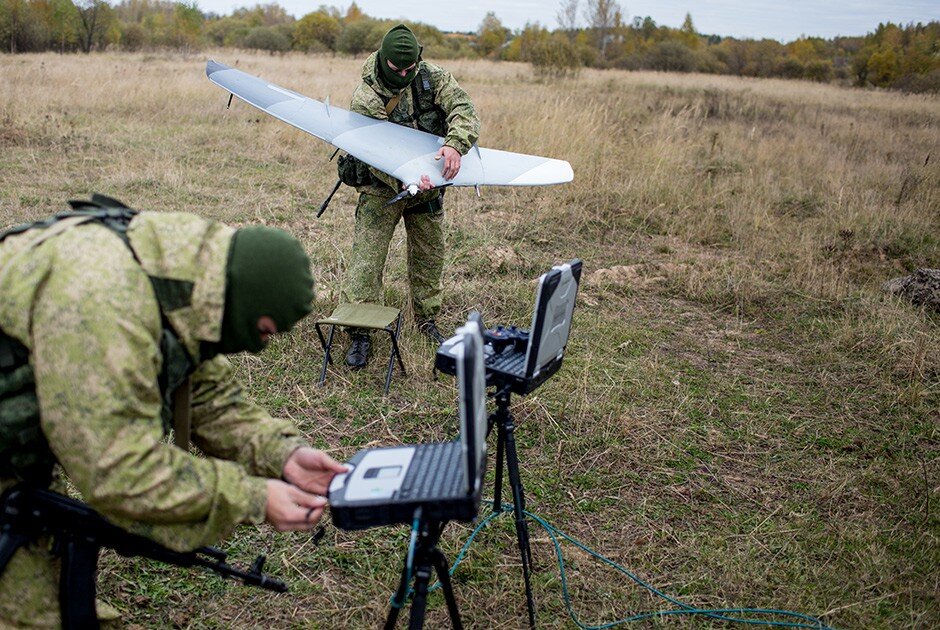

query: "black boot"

left=417, top=320, right=446, bottom=345
left=345, top=331, right=371, bottom=369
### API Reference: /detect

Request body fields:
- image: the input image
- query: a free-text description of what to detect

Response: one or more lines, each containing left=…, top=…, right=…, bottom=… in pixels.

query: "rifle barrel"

left=317, top=179, right=343, bottom=218
left=0, top=486, right=289, bottom=593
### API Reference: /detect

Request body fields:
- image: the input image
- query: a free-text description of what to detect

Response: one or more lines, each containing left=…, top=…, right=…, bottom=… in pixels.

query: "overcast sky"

left=195, top=0, right=940, bottom=42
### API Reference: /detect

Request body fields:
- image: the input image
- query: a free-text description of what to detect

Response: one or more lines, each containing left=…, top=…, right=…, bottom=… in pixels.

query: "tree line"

left=1, top=0, right=938, bottom=93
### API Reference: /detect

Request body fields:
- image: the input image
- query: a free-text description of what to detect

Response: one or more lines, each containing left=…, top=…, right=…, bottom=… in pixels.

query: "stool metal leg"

left=317, top=324, right=336, bottom=386
left=383, top=314, right=407, bottom=394
left=383, top=335, right=396, bottom=396
left=389, top=314, right=407, bottom=374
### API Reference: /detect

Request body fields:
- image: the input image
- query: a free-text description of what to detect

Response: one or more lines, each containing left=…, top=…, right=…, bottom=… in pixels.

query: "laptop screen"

left=523, top=259, right=583, bottom=378
left=456, top=317, right=486, bottom=496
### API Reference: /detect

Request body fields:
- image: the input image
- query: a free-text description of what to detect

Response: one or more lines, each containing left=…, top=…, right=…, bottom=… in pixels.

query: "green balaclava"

left=377, top=24, right=421, bottom=90
left=218, top=226, right=315, bottom=355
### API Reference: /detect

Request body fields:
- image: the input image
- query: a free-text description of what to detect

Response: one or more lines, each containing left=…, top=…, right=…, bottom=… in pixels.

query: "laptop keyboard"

left=486, top=350, right=526, bottom=375
left=398, top=442, right=463, bottom=501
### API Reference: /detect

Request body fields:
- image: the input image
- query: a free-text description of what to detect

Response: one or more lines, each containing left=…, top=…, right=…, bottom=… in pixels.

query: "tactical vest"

left=0, top=195, right=197, bottom=485
left=412, top=66, right=447, bottom=136
left=386, top=65, right=447, bottom=137
left=339, top=66, right=449, bottom=195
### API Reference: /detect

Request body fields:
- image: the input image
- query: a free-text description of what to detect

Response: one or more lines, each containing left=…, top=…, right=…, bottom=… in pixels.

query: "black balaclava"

left=218, top=226, right=315, bottom=354
left=377, top=24, right=421, bottom=90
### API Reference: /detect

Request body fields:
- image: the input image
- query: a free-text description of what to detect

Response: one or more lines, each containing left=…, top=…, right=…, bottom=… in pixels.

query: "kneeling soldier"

left=0, top=195, right=346, bottom=627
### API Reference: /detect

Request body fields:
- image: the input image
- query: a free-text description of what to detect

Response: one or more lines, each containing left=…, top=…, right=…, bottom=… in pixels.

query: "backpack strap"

left=385, top=65, right=432, bottom=116
left=384, top=91, right=404, bottom=116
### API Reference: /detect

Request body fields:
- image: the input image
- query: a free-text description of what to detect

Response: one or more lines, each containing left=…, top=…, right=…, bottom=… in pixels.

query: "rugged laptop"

left=436, top=259, right=582, bottom=394
left=329, top=319, right=486, bottom=530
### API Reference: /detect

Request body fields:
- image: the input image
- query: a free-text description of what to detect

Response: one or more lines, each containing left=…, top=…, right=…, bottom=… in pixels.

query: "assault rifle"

left=0, top=485, right=287, bottom=629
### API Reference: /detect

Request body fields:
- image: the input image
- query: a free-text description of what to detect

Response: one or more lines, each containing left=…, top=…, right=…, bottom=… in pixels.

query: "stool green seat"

left=314, top=303, right=406, bottom=394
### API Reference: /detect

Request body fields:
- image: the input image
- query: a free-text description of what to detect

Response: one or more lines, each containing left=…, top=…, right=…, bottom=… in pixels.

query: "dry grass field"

left=1, top=51, right=938, bottom=628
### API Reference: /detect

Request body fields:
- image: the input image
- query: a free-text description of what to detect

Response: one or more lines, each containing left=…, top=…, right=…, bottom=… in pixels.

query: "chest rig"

left=0, top=195, right=197, bottom=485
left=385, top=64, right=447, bottom=137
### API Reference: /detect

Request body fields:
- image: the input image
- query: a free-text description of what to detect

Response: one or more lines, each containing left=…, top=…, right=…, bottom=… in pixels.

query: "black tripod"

left=489, top=385, right=537, bottom=628
left=384, top=509, right=462, bottom=630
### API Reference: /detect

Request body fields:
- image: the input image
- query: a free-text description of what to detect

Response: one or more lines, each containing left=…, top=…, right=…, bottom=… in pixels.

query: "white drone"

left=205, top=60, right=573, bottom=207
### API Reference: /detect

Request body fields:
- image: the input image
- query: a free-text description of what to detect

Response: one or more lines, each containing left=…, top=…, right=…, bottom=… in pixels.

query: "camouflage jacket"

left=350, top=51, right=481, bottom=202
left=0, top=212, right=307, bottom=552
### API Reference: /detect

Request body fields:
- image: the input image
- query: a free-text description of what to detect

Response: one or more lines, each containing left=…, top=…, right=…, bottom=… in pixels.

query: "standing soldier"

left=338, top=23, right=480, bottom=368
left=0, top=195, right=347, bottom=627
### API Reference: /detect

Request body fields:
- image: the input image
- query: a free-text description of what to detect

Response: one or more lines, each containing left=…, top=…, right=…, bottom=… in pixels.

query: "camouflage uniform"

left=0, top=212, right=308, bottom=627
left=342, top=51, right=480, bottom=321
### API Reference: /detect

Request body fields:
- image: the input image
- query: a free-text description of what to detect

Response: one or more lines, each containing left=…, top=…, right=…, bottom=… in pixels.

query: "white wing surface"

left=206, top=60, right=573, bottom=191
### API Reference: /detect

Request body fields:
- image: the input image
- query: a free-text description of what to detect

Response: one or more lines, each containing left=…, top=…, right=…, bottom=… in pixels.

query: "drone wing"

left=205, top=60, right=573, bottom=190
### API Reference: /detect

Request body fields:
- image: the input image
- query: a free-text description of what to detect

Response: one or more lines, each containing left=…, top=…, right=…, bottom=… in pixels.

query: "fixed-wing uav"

left=205, top=60, right=573, bottom=205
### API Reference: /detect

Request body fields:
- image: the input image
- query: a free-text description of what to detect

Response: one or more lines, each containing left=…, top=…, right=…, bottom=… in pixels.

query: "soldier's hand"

left=265, top=479, right=327, bottom=531
left=416, top=175, right=433, bottom=191
left=434, top=145, right=461, bottom=180
left=282, top=447, right=349, bottom=495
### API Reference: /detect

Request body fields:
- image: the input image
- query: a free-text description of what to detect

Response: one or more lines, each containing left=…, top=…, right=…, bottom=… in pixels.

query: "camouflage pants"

left=343, top=193, right=445, bottom=321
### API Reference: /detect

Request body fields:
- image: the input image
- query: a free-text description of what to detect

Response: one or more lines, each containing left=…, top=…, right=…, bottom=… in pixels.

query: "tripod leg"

left=502, top=419, right=532, bottom=562
left=384, top=551, right=413, bottom=630
left=492, top=419, right=505, bottom=513
left=407, top=564, right=432, bottom=630
left=502, top=420, right=537, bottom=628
left=431, top=549, right=463, bottom=630
left=385, top=604, right=403, bottom=630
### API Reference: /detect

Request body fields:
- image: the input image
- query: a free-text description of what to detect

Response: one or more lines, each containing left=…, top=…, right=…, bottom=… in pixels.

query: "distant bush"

left=203, top=17, right=250, bottom=47
left=424, top=36, right=475, bottom=60
left=335, top=18, right=383, bottom=55
left=693, top=48, right=727, bottom=74
left=644, top=40, right=698, bottom=72
left=293, top=11, right=340, bottom=52
left=406, top=21, right=447, bottom=50
left=576, top=41, right=599, bottom=67
left=121, top=23, right=146, bottom=51
left=243, top=26, right=291, bottom=52
left=776, top=57, right=805, bottom=79
left=529, top=33, right=582, bottom=78
left=501, top=23, right=550, bottom=63
left=804, top=59, right=833, bottom=82
left=892, top=68, right=940, bottom=94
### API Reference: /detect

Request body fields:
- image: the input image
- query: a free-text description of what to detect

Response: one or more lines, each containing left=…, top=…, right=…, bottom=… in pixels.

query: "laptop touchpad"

left=345, top=447, right=415, bottom=501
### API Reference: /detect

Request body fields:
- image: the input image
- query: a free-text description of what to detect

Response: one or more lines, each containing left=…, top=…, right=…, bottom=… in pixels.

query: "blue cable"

left=389, top=512, right=421, bottom=609
left=523, top=507, right=832, bottom=629
left=409, top=502, right=833, bottom=629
